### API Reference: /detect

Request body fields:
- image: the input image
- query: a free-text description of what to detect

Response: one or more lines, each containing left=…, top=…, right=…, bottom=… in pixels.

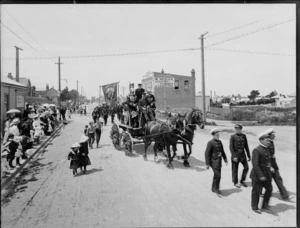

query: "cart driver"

left=146, top=92, right=156, bottom=121
left=127, top=93, right=138, bottom=128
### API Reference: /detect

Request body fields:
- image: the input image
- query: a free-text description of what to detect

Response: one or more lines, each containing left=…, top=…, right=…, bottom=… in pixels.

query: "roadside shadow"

left=272, top=191, right=296, bottom=202
left=85, top=168, right=103, bottom=175
left=270, top=203, right=296, bottom=214
left=220, top=188, right=242, bottom=197
left=98, top=144, right=111, bottom=148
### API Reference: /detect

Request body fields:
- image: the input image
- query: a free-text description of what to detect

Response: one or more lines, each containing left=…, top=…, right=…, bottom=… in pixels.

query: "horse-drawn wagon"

left=110, top=108, right=205, bottom=169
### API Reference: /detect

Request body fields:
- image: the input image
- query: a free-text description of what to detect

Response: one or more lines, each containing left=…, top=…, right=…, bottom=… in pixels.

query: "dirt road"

left=1, top=114, right=297, bottom=227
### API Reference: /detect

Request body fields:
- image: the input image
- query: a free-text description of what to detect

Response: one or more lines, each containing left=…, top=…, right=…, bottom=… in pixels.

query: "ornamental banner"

left=102, top=82, right=118, bottom=106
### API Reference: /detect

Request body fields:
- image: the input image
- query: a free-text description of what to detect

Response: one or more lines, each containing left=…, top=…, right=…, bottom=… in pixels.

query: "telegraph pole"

left=14, top=46, right=23, bottom=82
left=199, top=32, right=208, bottom=123
left=55, top=56, right=63, bottom=120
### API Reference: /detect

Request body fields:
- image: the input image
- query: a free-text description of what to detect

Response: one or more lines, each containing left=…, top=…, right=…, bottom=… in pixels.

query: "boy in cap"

left=266, top=128, right=289, bottom=200
left=250, top=130, right=274, bottom=213
left=205, top=128, right=228, bottom=195
left=230, top=124, right=251, bottom=188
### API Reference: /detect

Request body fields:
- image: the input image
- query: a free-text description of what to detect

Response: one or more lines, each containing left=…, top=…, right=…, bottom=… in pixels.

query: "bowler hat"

left=210, top=128, right=220, bottom=135
left=234, top=124, right=243, bottom=129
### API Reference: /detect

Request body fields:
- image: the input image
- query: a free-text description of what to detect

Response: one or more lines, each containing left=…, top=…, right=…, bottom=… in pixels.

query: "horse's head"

left=187, top=108, right=204, bottom=128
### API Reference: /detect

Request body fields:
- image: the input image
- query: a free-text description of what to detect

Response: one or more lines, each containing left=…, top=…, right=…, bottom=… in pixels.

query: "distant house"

left=35, top=84, right=58, bottom=104
left=7, top=72, right=35, bottom=96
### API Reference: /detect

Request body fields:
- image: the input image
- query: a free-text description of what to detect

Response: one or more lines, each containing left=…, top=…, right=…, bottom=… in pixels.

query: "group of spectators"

left=1, top=103, right=60, bottom=173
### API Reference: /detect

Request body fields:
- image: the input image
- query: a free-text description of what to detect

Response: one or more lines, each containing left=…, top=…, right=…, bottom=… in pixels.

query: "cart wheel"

left=110, top=123, right=120, bottom=149
left=122, top=131, right=133, bottom=155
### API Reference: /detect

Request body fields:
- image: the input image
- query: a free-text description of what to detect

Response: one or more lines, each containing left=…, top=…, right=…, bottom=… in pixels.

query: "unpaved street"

left=1, top=114, right=297, bottom=227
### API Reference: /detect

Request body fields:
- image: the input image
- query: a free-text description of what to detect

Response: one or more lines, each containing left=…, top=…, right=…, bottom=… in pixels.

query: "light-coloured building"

left=142, top=69, right=196, bottom=113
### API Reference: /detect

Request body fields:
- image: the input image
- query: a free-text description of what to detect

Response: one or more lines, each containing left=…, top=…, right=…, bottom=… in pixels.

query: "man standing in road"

left=230, top=124, right=251, bottom=188
left=205, top=128, right=228, bottom=195
left=250, top=130, right=274, bottom=214
left=266, top=128, right=289, bottom=200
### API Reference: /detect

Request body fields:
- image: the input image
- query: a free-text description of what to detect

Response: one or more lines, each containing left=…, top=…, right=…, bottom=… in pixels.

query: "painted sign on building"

left=155, top=76, right=174, bottom=87
left=16, top=95, right=24, bottom=108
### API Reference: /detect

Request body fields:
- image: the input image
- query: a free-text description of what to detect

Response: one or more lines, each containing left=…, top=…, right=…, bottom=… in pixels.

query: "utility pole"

left=162, top=69, right=166, bottom=110
left=55, top=56, right=63, bottom=120
left=199, top=32, right=208, bottom=123
left=14, top=46, right=23, bottom=82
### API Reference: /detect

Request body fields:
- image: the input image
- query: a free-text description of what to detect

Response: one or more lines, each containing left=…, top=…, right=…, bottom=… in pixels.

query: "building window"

left=184, top=80, right=189, bottom=89
left=175, top=80, right=179, bottom=89
left=4, top=93, right=9, bottom=112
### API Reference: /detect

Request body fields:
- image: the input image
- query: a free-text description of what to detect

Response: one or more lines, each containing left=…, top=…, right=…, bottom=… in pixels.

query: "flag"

left=102, top=82, right=118, bottom=106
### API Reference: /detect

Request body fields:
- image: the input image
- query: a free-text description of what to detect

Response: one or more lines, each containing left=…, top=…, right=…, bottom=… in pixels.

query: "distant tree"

left=60, top=87, right=70, bottom=101
left=221, top=97, right=231, bottom=103
left=69, top=89, right=79, bottom=101
left=248, top=90, right=260, bottom=101
left=265, top=90, right=277, bottom=98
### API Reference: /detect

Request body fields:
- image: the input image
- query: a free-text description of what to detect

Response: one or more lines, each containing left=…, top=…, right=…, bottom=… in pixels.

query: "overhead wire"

left=2, top=17, right=295, bottom=60
left=2, top=6, right=53, bottom=58
left=0, top=20, right=51, bottom=58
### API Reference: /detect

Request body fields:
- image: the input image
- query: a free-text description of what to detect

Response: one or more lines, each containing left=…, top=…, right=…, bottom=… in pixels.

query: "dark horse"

left=143, top=120, right=179, bottom=169
left=173, top=108, right=204, bottom=167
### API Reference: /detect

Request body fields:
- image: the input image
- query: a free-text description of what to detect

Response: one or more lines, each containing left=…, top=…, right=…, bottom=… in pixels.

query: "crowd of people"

left=205, top=125, right=289, bottom=214
left=2, top=103, right=61, bottom=173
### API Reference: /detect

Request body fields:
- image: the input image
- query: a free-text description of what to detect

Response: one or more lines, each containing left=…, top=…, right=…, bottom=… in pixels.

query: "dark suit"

left=250, top=145, right=273, bottom=210
left=205, top=139, right=228, bottom=191
left=229, top=133, right=251, bottom=184
left=269, top=141, right=289, bottom=199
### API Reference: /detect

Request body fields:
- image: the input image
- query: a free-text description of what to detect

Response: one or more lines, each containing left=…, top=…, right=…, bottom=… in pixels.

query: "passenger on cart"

left=138, top=92, right=149, bottom=127
left=127, top=93, right=139, bottom=128
left=146, top=91, right=156, bottom=121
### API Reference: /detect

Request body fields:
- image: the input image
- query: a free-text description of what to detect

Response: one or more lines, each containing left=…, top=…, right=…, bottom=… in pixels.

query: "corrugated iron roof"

left=1, top=75, right=27, bottom=87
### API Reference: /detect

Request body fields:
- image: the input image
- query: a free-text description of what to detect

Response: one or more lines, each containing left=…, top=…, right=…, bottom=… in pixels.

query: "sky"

left=1, top=4, right=296, bottom=99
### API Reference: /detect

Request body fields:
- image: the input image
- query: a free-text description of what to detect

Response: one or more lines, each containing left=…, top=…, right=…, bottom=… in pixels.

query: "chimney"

left=46, top=84, right=49, bottom=90
left=7, top=73, right=13, bottom=79
left=191, top=69, right=195, bottom=78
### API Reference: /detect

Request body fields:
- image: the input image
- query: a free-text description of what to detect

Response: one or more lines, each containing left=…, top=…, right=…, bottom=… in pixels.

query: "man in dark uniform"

left=101, top=102, right=109, bottom=126
left=250, top=130, right=274, bottom=214
left=230, top=124, right=251, bottom=188
left=205, top=128, right=228, bottom=195
left=266, top=128, right=289, bottom=200
left=135, top=83, right=145, bottom=102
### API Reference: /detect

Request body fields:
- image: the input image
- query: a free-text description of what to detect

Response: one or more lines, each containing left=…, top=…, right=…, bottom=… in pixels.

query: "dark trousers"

left=95, top=131, right=101, bottom=146
left=111, top=114, right=115, bottom=123
left=88, top=133, right=95, bottom=147
left=251, top=180, right=272, bottom=210
left=232, top=159, right=249, bottom=184
left=103, top=115, right=108, bottom=125
left=272, top=169, right=289, bottom=199
left=211, top=168, right=221, bottom=191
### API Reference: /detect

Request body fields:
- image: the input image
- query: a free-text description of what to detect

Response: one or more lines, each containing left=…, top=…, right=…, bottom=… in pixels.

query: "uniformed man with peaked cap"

left=230, top=123, right=251, bottom=188
left=250, top=130, right=273, bottom=213
left=205, top=128, right=228, bottom=195
left=266, top=128, right=289, bottom=200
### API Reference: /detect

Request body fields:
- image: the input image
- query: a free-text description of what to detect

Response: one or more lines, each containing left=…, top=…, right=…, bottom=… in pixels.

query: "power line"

left=2, top=7, right=53, bottom=58
left=206, top=15, right=276, bottom=39
left=0, top=21, right=50, bottom=58
left=206, top=47, right=294, bottom=57
left=205, top=18, right=295, bottom=48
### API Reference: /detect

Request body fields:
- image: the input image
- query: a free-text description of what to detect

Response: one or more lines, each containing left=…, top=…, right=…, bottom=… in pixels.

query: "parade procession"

left=1, top=3, right=297, bottom=228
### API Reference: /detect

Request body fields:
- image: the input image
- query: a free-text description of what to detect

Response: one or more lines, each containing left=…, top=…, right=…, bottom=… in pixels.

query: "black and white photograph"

left=1, top=2, right=297, bottom=227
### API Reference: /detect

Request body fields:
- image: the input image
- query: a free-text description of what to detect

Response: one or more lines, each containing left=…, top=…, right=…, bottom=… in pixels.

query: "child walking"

left=87, top=121, right=95, bottom=149
left=94, top=119, right=102, bottom=148
left=68, top=142, right=80, bottom=176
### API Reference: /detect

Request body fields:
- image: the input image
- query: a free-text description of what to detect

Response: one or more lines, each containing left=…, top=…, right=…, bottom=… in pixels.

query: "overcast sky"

left=1, top=4, right=296, bottom=99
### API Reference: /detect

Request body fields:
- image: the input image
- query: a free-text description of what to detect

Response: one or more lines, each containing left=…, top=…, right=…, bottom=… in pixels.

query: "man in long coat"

left=230, top=124, right=251, bottom=188
left=205, top=128, right=228, bottom=195
left=250, top=130, right=274, bottom=213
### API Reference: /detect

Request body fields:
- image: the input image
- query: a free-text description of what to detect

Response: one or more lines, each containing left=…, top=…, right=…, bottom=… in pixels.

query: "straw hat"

left=79, top=135, right=89, bottom=143
left=71, top=142, right=80, bottom=148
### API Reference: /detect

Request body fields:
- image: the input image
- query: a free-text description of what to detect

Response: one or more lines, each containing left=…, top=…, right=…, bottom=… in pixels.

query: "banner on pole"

left=101, top=82, right=119, bottom=106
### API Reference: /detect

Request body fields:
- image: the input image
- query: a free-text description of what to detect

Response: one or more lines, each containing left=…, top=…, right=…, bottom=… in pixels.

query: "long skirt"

left=79, top=155, right=91, bottom=166
left=69, top=159, right=80, bottom=170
